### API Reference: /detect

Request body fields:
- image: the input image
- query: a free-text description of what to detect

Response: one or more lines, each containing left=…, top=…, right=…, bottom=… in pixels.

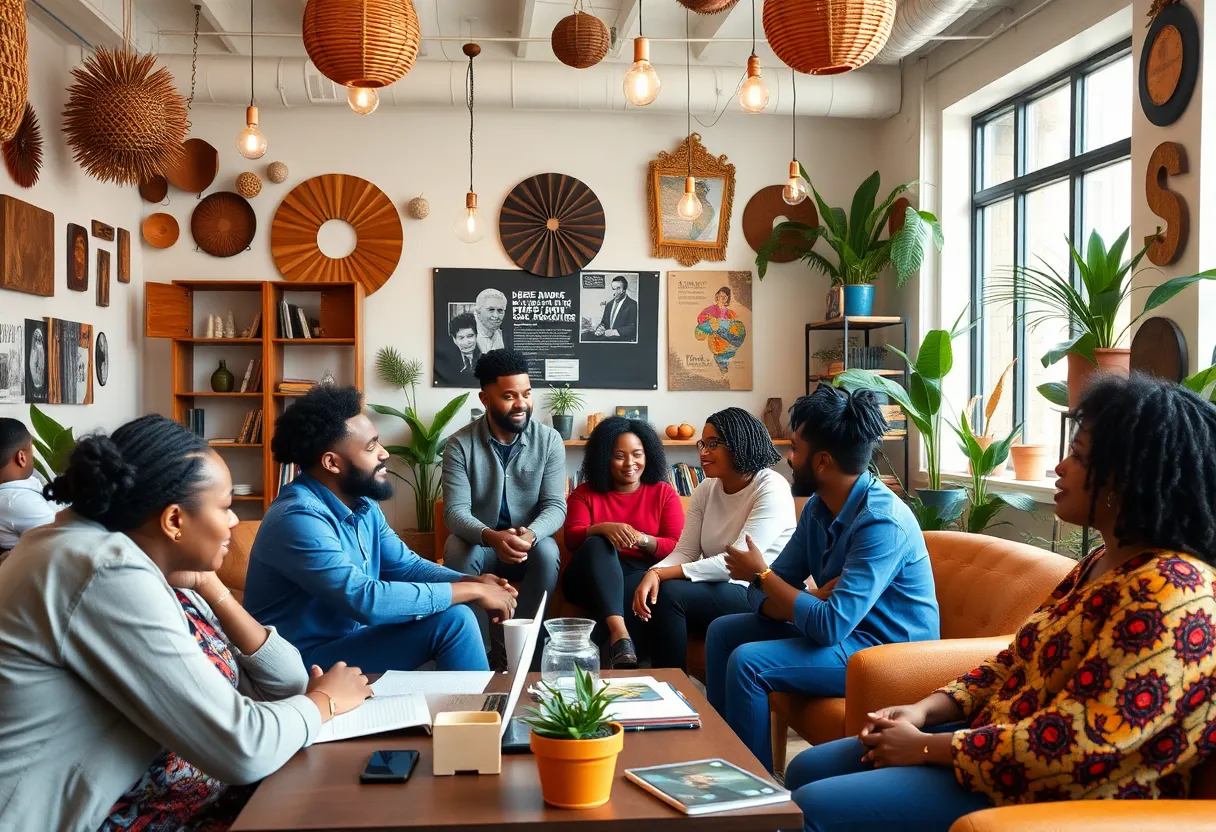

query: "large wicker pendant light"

left=453, top=43, right=484, bottom=244
left=303, top=0, right=421, bottom=113
left=0, top=0, right=29, bottom=143
left=782, top=71, right=809, bottom=206
left=61, top=1, right=187, bottom=186
left=763, top=0, right=896, bottom=76
left=676, top=15, right=701, bottom=223
left=551, top=2, right=610, bottom=70
left=236, top=0, right=267, bottom=159
left=737, top=0, right=768, bottom=112
left=676, top=0, right=740, bottom=12
left=622, top=0, right=660, bottom=106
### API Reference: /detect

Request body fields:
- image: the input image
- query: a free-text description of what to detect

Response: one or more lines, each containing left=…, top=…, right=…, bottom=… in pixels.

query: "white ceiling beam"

left=608, top=0, right=640, bottom=57
left=689, top=2, right=748, bottom=60
left=515, top=0, right=538, bottom=58
left=195, top=0, right=248, bottom=55
left=26, top=0, right=155, bottom=50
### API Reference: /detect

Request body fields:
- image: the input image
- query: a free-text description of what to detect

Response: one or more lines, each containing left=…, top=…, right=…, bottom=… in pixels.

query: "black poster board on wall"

left=432, top=268, right=659, bottom=389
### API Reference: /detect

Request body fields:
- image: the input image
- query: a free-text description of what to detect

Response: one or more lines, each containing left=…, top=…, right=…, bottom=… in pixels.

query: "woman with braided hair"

left=632, top=407, right=796, bottom=669
left=784, top=374, right=1216, bottom=831
left=0, top=415, right=372, bottom=832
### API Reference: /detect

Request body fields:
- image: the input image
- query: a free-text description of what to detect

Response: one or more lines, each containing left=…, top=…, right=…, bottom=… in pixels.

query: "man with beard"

left=442, top=349, right=565, bottom=665
left=704, top=385, right=940, bottom=771
left=244, top=385, right=516, bottom=673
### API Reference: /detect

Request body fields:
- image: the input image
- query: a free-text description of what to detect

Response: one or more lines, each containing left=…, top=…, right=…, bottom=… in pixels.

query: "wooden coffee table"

left=232, top=668, right=803, bottom=831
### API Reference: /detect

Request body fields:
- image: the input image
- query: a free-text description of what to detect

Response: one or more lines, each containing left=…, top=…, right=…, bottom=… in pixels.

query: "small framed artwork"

left=96, top=250, right=110, bottom=307
left=66, top=223, right=88, bottom=292
left=91, top=220, right=114, bottom=241
left=95, top=331, right=109, bottom=386
left=615, top=405, right=648, bottom=421
left=116, top=228, right=130, bottom=283
left=647, top=133, right=735, bottom=267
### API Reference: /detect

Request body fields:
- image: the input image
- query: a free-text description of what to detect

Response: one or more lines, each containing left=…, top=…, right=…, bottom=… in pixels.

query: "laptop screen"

left=500, top=591, right=546, bottom=737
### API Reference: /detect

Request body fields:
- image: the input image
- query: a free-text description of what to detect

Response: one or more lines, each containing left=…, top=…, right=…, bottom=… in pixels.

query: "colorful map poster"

left=667, top=271, right=753, bottom=391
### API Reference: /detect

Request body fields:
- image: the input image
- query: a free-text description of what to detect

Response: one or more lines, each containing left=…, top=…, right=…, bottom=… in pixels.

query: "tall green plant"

left=755, top=168, right=944, bottom=286
left=952, top=413, right=1037, bottom=533
left=28, top=405, right=75, bottom=482
left=367, top=347, right=468, bottom=533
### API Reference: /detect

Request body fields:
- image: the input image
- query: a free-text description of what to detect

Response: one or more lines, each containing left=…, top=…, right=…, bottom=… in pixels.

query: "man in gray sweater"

left=443, top=349, right=566, bottom=659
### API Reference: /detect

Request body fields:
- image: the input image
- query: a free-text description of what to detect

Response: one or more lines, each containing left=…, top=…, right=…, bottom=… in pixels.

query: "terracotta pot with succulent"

left=835, top=309, right=973, bottom=531
left=368, top=347, right=468, bottom=558
left=525, top=667, right=624, bottom=810
left=987, top=227, right=1216, bottom=408
left=546, top=384, right=585, bottom=441
left=756, top=169, right=944, bottom=317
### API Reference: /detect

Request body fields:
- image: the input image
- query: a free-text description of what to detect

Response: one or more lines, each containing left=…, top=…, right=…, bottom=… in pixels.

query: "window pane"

left=1083, top=160, right=1132, bottom=346
left=980, top=110, right=1015, bottom=189
left=1023, top=180, right=1072, bottom=460
left=1083, top=55, right=1132, bottom=151
left=980, top=199, right=1015, bottom=441
left=1026, top=85, right=1071, bottom=173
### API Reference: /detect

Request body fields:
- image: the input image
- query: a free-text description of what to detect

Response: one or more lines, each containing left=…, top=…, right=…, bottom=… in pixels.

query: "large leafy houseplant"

left=29, top=405, right=76, bottom=482
left=755, top=168, right=944, bottom=286
left=367, top=347, right=468, bottom=534
left=952, top=412, right=1038, bottom=533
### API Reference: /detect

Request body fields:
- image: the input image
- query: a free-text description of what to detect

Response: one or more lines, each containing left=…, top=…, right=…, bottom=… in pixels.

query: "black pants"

left=561, top=536, right=650, bottom=639
left=648, top=578, right=751, bottom=670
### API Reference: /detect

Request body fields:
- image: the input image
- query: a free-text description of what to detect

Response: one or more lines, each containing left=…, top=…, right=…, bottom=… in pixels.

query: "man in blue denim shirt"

left=706, top=386, right=939, bottom=770
left=244, top=386, right=518, bottom=672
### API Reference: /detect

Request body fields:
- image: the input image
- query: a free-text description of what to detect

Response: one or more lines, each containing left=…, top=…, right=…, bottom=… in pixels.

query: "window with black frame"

left=970, top=40, right=1132, bottom=463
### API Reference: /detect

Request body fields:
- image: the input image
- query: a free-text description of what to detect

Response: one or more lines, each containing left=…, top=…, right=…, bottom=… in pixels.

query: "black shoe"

left=609, top=638, right=638, bottom=669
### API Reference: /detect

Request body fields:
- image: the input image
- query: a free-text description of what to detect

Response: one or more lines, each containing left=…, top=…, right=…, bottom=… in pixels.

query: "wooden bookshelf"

left=147, top=279, right=365, bottom=514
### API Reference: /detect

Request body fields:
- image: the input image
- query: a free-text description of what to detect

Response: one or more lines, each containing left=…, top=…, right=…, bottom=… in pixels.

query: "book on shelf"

left=238, top=359, right=255, bottom=393
left=277, top=378, right=317, bottom=394
left=278, top=462, right=300, bottom=489
left=236, top=410, right=255, bottom=444
left=183, top=408, right=205, bottom=438
left=250, top=410, right=264, bottom=444
left=248, top=310, right=262, bottom=338
left=278, top=300, right=294, bottom=339
left=295, top=306, right=311, bottom=339
left=250, top=358, right=262, bottom=392
left=668, top=463, right=704, bottom=497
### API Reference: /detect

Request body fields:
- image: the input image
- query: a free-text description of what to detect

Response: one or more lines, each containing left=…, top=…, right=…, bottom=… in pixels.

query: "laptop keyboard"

left=483, top=693, right=508, bottom=716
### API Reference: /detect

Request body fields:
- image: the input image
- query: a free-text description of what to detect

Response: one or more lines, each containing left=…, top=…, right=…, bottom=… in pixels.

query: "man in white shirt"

left=474, top=288, right=507, bottom=354
left=0, top=419, right=58, bottom=554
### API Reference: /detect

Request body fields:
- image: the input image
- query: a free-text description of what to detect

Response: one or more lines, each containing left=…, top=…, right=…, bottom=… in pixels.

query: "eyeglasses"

left=696, top=438, right=728, bottom=452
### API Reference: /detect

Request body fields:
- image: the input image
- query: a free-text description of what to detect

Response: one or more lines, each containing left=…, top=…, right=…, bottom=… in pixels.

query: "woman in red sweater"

left=562, top=417, right=686, bottom=668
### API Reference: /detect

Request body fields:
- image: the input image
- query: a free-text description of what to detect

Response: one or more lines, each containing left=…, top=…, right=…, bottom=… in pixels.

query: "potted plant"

left=524, top=666, right=624, bottom=809
left=28, top=405, right=76, bottom=481
left=835, top=309, right=971, bottom=529
left=987, top=227, right=1216, bottom=407
left=965, top=359, right=1015, bottom=477
left=756, top=168, right=944, bottom=317
left=952, top=411, right=1038, bottom=533
left=546, top=384, right=584, bottom=441
left=812, top=342, right=850, bottom=377
left=1183, top=363, right=1216, bottom=402
left=367, top=347, right=468, bottom=558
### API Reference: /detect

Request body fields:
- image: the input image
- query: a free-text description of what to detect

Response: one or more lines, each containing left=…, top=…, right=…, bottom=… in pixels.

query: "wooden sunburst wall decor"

left=499, top=173, right=605, bottom=278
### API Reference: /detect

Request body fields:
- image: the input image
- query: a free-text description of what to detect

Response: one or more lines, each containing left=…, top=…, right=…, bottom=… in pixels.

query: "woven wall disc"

left=165, top=138, right=218, bottom=194
left=499, top=173, right=604, bottom=278
left=1130, top=316, right=1188, bottom=382
left=191, top=191, right=256, bottom=258
left=0, top=0, right=28, bottom=143
left=303, top=0, right=421, bottom=88
left=139, top=174, right=168, bottom=203
left=676, top=0, right=741, bottom=13
left=271, top=173, right=403, bottom=294
left=236, top=171, right=263, bottom=198
left=142, top=212, right=179, bottom=248
left=763, top=0, right=895, bottom=75
left=742, top=185, right=819, bottom=262
left=551, top=11, right=610, bottom=69
left=3, top=103, right=42, bottom=188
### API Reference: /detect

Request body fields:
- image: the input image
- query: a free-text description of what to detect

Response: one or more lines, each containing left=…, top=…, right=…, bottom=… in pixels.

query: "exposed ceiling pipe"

left=875, top=0, right=979, bottom=64
left=160, top=55, right=902, bottom=119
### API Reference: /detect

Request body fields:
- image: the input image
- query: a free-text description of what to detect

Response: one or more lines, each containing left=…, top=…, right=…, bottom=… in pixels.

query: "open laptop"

left=425, top=592, right=546, bottom=745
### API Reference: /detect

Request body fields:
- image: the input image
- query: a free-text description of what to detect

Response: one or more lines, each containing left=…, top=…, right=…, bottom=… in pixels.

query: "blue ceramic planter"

left=842, top=284, right=875, bottom=316
left=917, top=488, right=968, bottom=521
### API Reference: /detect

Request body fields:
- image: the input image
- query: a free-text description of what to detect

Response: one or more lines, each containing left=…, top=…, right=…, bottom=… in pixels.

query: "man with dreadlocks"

left=707, top=384, right=940, bottom=771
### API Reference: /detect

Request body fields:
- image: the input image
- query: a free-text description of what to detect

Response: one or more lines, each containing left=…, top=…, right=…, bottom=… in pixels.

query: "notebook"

left=625, top=758, right=790, bottom=815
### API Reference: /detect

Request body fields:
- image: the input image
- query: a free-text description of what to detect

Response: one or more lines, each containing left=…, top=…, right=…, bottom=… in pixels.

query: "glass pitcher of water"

left=539, top=618, right=599, bottom=687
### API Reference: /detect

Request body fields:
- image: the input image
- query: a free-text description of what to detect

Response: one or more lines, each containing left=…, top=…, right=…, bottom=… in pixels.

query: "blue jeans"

left=304, top=604, right=489, bottom=673
left=443, top=535, right=560, bottom=646
left=707, top=613, right=861, bottom=771
left=786, top=734, right=991, bottom=832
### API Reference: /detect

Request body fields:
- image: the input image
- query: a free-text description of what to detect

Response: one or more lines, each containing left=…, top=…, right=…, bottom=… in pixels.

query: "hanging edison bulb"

left=782, top=160, right=809, bottom=205
left=347, top=86, right=380, bottom=115
left=677, top=176, right=703, bottom=220
left=623, top=37, right=661, bottom=106
left=738, top=55, right=768, bottom=112
left=453, top=192, right=485, bottom=243
left=237, top=106, right=267, bottom=159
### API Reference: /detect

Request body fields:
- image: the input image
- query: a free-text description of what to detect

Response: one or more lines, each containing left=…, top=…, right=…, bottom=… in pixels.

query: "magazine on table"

left=624, top=758, right=790, bottom=815
left=529, top=675, right=700, bottom=728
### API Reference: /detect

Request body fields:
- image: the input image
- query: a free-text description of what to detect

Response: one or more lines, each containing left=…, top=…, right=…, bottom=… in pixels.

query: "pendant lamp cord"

left=791, top=69, right=797, bottom=161
left=750, top=0, right=756, bottom=57
left=466, top=53, right=475, bottom=193
left=685, top=10, right=691, bottom=178
left=639, top=0, right=644, bottom=38
left=185, top=5, right=199, bottom=131
left=248, top=0, right=255, bottom=107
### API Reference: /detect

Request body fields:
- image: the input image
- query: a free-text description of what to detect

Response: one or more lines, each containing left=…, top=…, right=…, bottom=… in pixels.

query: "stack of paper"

left=536, top=675, right=700, bottom=729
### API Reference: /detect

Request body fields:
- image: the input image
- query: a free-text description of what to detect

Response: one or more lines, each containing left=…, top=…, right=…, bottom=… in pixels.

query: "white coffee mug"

left=502, top=618, right=534, bottom=676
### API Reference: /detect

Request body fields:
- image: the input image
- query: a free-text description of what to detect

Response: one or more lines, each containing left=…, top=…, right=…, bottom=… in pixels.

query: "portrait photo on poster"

left=580, top=272, right=640, bottom=345
left=24, top=319, right=47, bottom=404
left=0, top=320, right=24, bottom=404
left=437, top=302, right=489, bottom=388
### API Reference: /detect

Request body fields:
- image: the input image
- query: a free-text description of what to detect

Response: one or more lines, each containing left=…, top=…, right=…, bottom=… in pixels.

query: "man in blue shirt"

left=707, top=385, right=939, bottom=770
left=244, top=386, right=517, bottom=673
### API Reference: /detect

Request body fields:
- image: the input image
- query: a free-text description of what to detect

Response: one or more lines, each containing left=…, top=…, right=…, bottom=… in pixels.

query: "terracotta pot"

left=1010, top=444, right=1053, bottom=482
left=1065, top=348, right=1130, bottom=408
left=530, top=722, right=624, bottom=809
left=969, top=435, right=1007, bottom=477
left=399, top=528, right=437, bottom=562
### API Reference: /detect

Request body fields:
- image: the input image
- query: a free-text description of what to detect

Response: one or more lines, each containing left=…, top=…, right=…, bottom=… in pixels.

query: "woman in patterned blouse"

left=783, top=374, right=1216, bottom=831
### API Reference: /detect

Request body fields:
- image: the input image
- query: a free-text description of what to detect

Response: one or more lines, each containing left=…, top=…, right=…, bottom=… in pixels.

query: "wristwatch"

left=638, top=533, right=650, bottom=548
left=751, top=568, right=773, bottom=590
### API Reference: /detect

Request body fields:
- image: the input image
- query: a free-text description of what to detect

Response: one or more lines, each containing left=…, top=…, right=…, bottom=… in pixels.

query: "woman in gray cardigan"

left=0, top=415, right=372, bottom=832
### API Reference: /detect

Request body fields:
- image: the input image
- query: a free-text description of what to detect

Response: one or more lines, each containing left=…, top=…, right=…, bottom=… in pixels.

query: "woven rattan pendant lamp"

left=763, top=0, right=896, bottom=75
left=303, top=0, right=421, bottom=114
left=0, top=0, right=29, bottom=143
left=551, top=1, right=610, bottom=69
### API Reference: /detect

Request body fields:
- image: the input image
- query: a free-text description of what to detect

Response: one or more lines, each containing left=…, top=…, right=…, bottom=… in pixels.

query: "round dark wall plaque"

left=499, top=173, right=604, bottom=278
left=1130, top=316, right=1188, bottom=381
left=1139, top=2, right=1199, bottom=127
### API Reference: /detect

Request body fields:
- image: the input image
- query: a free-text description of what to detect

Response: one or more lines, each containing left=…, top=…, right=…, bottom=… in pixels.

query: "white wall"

left=141, top=104, right=881, bottom=527
left=0, top=15, right=145, bottom=435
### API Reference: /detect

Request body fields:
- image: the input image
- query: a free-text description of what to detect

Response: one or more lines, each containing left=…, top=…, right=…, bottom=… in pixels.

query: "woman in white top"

left=632, top=408, right=796, bottom=669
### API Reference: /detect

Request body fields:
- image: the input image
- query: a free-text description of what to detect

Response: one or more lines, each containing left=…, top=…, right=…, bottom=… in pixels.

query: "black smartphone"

left=360, top=750, right=419, bottom=784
